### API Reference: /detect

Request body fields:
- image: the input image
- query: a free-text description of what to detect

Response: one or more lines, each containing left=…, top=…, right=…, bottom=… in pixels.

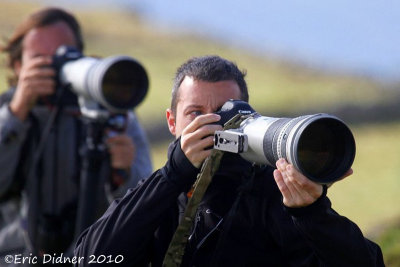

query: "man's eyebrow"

left=183, top=104, right=203, bottom=112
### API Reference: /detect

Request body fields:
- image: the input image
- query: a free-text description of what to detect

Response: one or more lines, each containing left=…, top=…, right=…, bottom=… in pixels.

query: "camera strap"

left=25, top=86, right=67, bottom=254
left=162, top=113, right=249, bottom=267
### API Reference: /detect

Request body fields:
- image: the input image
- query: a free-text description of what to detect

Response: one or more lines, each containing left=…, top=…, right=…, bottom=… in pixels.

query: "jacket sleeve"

left=0, top=104, right=30, bottom=198
left=286, top=192, right=385, bottom=267
left=74, top=139, right=198, bottom=266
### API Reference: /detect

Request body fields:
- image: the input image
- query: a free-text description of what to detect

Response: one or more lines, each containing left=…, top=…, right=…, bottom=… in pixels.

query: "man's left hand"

left=273, top=158, right=324, bottom=208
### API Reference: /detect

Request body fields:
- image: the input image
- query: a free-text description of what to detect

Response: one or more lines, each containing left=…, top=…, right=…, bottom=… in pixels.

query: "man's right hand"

left=180, top=114, right=222, bottom=168
left=9, top=56, right=56, bottom=121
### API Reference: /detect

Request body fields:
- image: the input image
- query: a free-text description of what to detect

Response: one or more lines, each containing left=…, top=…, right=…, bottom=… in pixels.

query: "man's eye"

left=190, top=111, right=202, bottom=117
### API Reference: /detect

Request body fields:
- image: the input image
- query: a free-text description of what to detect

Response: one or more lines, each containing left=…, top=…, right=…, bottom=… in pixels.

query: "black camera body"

left=36, top=46, right=82, bottom=107
left=214, top=99, right=255, bottom=126
left=53, top=45, right=83, bottom=69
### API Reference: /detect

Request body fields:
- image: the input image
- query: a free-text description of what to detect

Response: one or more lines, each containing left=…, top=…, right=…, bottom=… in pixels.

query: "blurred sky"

left=41, top=0, right=400, bottom=81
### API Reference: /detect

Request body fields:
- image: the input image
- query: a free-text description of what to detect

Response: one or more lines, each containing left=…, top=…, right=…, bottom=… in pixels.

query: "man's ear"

left=166, top=108, right=176, bottom=136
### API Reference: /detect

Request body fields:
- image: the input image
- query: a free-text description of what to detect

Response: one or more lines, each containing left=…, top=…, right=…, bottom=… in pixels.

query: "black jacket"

left=75, top=139, right=384, bottom=266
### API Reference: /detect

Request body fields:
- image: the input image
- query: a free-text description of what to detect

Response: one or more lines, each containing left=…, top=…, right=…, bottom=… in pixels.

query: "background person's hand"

left=10, top=56, right=56, bottom=120
left=106, top=134, right=135, bottom=170
left=180, top=113, right=221, bottom=168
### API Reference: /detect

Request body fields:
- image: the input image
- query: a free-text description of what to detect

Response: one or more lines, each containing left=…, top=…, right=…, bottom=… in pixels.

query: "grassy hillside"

left=1, top=1, right=399, bottom=265
left=1, top=1, right=397, bottom=123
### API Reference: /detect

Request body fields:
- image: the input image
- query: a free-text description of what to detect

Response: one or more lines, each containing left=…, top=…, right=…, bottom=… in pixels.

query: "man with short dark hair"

left=75, top=55, right=384, bottom=266
left=0, top=7, right=152, bottom=261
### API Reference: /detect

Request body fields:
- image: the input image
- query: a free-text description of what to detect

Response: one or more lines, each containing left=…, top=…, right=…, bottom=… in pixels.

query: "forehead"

left=22, top=21, right=77, bottom=56
left=177, top=76, right=241, bottom=112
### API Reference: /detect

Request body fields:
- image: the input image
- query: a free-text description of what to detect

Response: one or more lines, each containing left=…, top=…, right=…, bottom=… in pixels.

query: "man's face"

left=166, top=76, right=242, bottom=137
left=16, top=21, right=77, bottom=72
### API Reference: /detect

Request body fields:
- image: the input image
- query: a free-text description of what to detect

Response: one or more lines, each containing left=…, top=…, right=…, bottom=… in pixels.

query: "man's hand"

left=273, top=158, right=324, bottom=208
left=273, top=158, right=354, bottom=208
left=106, top=134, right=135, bottom=170
left=10, top=56, right=55, bottom=120
left=180, top=114, right=222, bottom=168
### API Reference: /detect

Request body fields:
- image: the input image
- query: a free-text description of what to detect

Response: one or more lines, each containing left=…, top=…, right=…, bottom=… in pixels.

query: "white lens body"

left=60, top=56, right=137, bottom=114
left=59, top=57, right=98, bottom=99
left=240, top=116, right=279, bottom=166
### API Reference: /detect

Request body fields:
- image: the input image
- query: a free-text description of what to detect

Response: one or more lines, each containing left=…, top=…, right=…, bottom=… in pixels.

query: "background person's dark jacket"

left=75, top=138, right=384, bottom=267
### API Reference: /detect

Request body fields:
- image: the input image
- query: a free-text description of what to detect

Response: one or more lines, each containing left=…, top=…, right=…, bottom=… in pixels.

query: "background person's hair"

left=0, top=7, right=84, bottom=86
left=171, top=55, right=249, bottom=114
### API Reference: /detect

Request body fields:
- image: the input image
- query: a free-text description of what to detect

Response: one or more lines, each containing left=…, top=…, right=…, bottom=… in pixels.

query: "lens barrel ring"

left=276, top=116, right=307, bottom=162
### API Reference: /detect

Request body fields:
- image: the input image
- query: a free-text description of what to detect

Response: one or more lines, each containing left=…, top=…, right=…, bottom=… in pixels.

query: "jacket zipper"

left=196, top=209, right=223, bottom=249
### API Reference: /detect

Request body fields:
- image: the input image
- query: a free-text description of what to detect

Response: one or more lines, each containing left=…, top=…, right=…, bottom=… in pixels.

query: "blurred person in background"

left=0, top=7, right=152, bottom=264
left=75, top=55, right=384, bottom=266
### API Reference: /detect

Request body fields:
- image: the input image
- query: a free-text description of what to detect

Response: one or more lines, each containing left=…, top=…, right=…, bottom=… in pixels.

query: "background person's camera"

left=52, top=45, right=149, bottom=119
left=214, top=100, right=356, bottom=184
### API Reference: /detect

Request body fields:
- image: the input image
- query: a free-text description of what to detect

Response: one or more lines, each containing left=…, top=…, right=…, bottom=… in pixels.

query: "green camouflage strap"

left=162, top=114, right=247, bottom=267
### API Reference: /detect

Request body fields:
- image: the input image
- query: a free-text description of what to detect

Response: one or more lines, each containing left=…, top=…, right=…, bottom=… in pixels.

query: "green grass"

left=375, top=223, right=400, bottom=266
left=1, top=2, right=396, bottom=123
left=1, top=2, right=399, bottom=265
left=328, top=123, right=400, bottom=232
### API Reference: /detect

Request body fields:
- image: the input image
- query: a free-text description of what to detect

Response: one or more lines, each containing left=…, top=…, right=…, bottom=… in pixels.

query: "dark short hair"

left=0, top=7, right=84, bottom=86
left=171, top=55, right=248, bottom=114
